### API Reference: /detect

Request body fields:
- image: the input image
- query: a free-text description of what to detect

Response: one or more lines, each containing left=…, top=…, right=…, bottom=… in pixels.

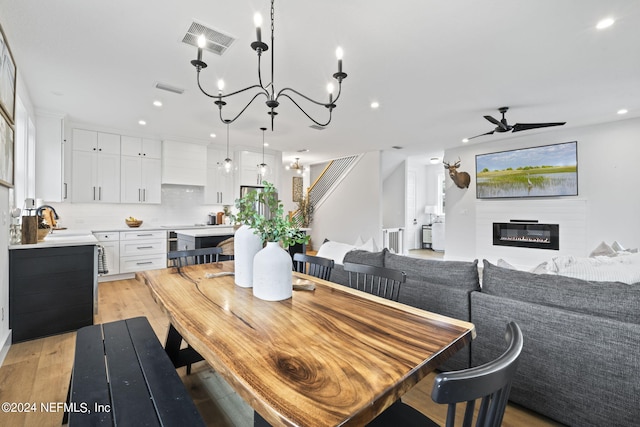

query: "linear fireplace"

left=493, top=221, right=559, bottom=250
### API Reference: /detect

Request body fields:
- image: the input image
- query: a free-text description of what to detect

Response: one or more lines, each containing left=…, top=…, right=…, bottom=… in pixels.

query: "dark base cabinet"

left=10, top=245, right=96, bottom=343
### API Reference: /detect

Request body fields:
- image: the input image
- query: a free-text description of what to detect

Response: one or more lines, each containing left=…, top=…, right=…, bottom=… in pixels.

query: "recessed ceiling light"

left=263, top=142, right=269, bottom=147
left=138, top=120, right=147, bottom=126
left=210, top=133, right=217, bottom=138
left=371, top=101, right=380, bottom=109
left=617, top=109, right=628, bottom=115
left=596, top=17, right=615, bottom=30
left=462, top=138, right=469, bottom=143
left=153, top=100, right=163, bottom=107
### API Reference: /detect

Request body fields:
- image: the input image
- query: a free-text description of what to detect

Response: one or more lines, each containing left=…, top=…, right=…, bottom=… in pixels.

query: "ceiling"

left=1, top=0, right=639, bottom=167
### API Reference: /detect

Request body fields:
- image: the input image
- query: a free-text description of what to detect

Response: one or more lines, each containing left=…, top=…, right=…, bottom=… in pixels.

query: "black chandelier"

left=190, top=0, right=347, bottom=130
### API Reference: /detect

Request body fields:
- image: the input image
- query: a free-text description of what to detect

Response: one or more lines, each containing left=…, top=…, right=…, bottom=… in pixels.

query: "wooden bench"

left=66, top=316, right=205, bottom=426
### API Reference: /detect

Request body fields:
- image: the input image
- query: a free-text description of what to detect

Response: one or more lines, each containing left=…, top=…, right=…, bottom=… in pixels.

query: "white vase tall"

left=234, top=224, right=263, bottom=288
left=253, top=242, right=293, bottom=301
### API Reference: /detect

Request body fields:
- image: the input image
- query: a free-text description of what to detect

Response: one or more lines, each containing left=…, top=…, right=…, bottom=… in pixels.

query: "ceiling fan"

left=466, top=107, right=566, bottom=140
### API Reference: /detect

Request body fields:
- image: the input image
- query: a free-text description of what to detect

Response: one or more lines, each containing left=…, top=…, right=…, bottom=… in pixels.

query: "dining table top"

left=139, top=261, right=475, bottom=427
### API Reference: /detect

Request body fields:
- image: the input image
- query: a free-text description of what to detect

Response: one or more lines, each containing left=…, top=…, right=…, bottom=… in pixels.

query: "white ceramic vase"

left=253, top=242, right=293, bottom=301
left=234, top=225, right=263, bottom=288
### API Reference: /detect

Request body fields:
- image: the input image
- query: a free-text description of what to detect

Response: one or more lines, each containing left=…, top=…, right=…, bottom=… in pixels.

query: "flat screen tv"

left=476, top=141, right=578, bottom=199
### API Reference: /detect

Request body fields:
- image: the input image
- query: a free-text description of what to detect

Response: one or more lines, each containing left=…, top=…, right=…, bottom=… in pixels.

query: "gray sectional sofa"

left=328, top=249, right=640, bottom=427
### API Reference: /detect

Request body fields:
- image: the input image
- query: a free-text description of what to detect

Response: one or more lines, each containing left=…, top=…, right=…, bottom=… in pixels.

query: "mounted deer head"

left=443, top=158, right=471, bottom=189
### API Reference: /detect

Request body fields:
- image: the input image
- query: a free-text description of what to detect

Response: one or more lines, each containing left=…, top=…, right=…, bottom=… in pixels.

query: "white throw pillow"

left=316, top=240, right=356, bottom=265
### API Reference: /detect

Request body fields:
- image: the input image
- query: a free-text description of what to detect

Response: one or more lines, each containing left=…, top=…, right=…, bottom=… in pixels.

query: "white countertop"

left=92, top=224, right=233, bottom=232
left=176, top=227, right=235, bottom=238
left=9, top=229, right=98, bottom=250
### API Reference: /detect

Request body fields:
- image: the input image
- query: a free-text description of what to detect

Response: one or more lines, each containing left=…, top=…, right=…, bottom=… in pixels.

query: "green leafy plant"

left=233, top=181, right=310, bottom=248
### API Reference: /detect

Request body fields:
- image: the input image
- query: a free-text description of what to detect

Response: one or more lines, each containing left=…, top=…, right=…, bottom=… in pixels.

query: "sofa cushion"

left=329, top=249, right=387, bottom=287
left=385, top=253, right=480, bottom=291
left=471, top=292, right=640, bottom=427
left=482, top=260, right=640, bottom=324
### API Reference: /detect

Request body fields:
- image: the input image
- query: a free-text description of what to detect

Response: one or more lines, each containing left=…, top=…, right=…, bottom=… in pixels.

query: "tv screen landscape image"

left=476, top=141, right=578, bottom=199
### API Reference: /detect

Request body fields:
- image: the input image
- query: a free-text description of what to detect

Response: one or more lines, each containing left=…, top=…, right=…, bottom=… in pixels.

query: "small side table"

left=422, top=225, right=432, bottom=249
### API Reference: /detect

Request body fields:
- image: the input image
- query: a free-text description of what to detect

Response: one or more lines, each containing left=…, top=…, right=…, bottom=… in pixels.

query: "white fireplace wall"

left=476, top=199, right=586, bottom=269
left=442, top=116, right=640, bottom=267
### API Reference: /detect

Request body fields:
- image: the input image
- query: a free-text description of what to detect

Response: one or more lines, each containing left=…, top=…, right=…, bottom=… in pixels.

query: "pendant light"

left=257, top=127, right=269, bottom=180
left=223, top=121, right=233, bottom=174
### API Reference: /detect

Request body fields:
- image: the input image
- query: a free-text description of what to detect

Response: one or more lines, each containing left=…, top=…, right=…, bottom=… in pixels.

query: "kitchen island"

left=176, top=226, right=234, bottom=252
left=8, top=230, right=98, bottom=342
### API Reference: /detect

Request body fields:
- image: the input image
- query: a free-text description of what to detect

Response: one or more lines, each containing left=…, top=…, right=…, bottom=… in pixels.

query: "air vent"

left=309, top=125, right=326, bottom=130
left=182, top=21, right=236, bottom=56
left=155, top=82, right=185, bottom=94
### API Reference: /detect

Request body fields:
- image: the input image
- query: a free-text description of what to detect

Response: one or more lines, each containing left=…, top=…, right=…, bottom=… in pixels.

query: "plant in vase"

left=231, top=189, right=263, bottom=288
left=251, top=181, right=310, bottom=301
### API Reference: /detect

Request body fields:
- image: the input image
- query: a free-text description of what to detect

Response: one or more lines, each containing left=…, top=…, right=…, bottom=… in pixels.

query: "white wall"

left=444, top=117, right=640, bottom=266
left=382, top=161, right=405, bottom=229
left=310, top=151, right=382, bottom=250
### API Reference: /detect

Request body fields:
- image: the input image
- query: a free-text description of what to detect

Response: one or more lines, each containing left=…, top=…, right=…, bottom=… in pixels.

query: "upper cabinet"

left=121, top=136, right=162, bottom=159
left=35, top=112, right=69, bottom=202
left=121, top=137, right=162, bottom=204
left=238, top=150, right=276, bottom=187
left=204, top=148, right=235, bottom=205
left=161, top=141, right=207, bottom=186
left=71, top=129, right=121, bottom=203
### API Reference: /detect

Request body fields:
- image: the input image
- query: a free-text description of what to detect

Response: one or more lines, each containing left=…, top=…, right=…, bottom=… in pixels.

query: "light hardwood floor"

left=0, top=277, right=563, bottom=427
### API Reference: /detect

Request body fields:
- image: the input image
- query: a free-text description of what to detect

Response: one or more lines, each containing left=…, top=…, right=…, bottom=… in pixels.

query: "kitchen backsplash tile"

left=50, top=185, right=232, bottom=230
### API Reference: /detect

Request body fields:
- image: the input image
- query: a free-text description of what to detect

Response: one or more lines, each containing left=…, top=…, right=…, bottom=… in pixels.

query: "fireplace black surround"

left=493, top=221, right=559, bottom=250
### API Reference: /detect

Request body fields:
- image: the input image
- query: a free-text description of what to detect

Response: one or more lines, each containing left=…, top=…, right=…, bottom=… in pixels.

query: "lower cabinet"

left=9, top=245, right=96, bottom=342
left=94, top=232, right=120, bottom=278
left=119, top=230, right=167, bottom=274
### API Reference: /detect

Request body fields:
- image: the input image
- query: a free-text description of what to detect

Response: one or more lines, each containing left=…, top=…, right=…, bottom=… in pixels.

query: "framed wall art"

left=476, top=141, right=578, bottom=199
left=0, top=110, right=14, bottom=187
left=292, top=176, right=303, bottom=202
left=0, top=23, right=17, bottom=124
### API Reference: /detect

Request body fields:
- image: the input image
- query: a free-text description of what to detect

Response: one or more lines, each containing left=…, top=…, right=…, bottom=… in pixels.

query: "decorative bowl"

left=37, top=227, right=51, bottom=241
left=125, top=219, right=143, bottom=228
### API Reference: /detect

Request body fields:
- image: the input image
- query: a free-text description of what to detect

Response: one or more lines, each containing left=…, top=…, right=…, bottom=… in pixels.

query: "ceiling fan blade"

left=512, top=122, right=566, bottom=132
left=467, top=130, right=495, bottom=140
left=484, top=115, right=509, bottom=131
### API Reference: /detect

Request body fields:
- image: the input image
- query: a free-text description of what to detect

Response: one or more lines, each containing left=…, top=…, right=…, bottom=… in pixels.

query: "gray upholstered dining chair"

left=367, top=322, right=524, bottom=427
left=342, top=261, right=406, bottom=301
left=293, top=253, right=335, bottom=281
left=167, top=247, right=222, bottom=269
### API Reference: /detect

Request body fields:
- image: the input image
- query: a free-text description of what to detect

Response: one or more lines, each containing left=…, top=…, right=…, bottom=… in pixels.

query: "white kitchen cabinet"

left=121, top=136, right=161, bottom=159
left=94, top=232, right=120, bottom=279
left=35, top=112, right=69, bottom=202
left=204, top=148, right=235, bottom=205
left=239, top=150, right=276, bottom=187
left=118, top=230, right=166, bottom=274
left=161, top=140, right=207, bottom=186
left=121, top=155, right=161, bottom=204
left=71, top=129, right=121, bottom=203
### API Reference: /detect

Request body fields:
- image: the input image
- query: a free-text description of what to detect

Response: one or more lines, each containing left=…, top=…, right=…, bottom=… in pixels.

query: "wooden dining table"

left=139, top=262, right=475, bottom=427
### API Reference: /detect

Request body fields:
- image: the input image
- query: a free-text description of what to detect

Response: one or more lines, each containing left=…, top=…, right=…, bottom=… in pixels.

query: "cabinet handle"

left=138, top=188, right=141, bottom=202
left=64, top=183, right=68, bottom=199
left=99, top=187, right=102, bottom=200
left=143, top=189, right=146, bottom=202
left=136, top=261, right=154, bottom=265
left=137, top=246, right=153, bottom=249
left=93, top=186, right=96, bottom=200
left=137, top=234, right=154, bottom=237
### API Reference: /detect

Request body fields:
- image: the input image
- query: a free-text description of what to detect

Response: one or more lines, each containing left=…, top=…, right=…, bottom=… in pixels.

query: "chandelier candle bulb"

left=254, top=13, right=263, bottom=43
left=197, top=34, right=206, bottom=62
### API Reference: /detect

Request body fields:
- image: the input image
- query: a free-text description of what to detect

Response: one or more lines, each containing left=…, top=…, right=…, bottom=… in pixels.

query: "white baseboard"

left=0, top=330, right=12, bottom=367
